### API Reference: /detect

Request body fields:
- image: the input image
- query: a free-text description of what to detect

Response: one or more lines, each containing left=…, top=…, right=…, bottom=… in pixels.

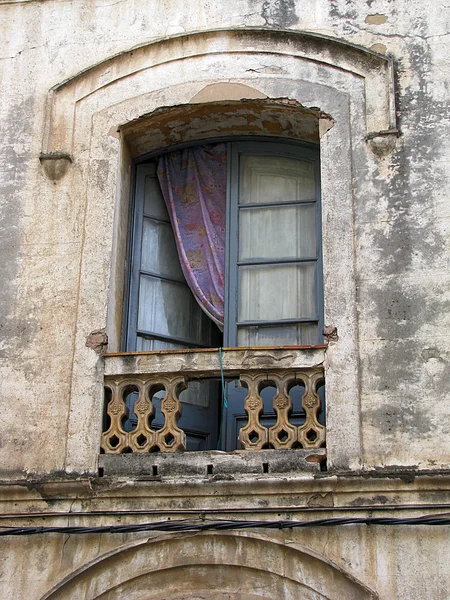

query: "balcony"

left=101, top=346, right=326, bottom=459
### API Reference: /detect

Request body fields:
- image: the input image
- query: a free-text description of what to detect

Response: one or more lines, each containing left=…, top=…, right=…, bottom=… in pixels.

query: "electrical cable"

left=3, top=503, right=450, bottom=519
left=1, top=514, right=450, bottom=537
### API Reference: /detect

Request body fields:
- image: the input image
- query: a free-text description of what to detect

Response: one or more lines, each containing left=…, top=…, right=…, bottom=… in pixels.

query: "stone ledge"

left=103, top=346, right=326, bottom=376
left=0, top=470, right=449, bottom=519
left=99, top=449, right=327, bottom=478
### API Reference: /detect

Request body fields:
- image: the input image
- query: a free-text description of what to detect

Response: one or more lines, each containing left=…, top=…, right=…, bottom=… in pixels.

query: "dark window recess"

left=124, top=140, right=324, bottom=451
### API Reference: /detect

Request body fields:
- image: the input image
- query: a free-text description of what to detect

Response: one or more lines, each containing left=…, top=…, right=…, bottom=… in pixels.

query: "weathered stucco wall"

left=0, top=1, right=449, bottom=598
left=1, top=475, right=450, bottom=600
left=0, top=0, right=448, bottom=475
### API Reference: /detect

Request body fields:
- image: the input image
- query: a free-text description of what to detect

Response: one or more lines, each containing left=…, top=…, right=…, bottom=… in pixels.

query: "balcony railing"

left=101, top=347, right=326, bottom=454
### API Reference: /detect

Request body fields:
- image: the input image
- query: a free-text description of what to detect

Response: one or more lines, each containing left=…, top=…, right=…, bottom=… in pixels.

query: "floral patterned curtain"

left=157, top=143, right=227, bottom=327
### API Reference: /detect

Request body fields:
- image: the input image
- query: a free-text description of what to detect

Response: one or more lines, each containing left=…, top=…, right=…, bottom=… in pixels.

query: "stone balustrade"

left=101, top=347, right=326, bottom=454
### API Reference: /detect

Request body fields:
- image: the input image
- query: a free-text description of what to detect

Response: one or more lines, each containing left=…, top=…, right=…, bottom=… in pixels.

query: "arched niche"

left=42, top=532, right=378, bottom=600
left=58, top=28, right=371, bottom=474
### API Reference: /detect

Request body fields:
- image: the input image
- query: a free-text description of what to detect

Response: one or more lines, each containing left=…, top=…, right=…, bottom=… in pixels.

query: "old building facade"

left=0, top=0, right=449, bottom=598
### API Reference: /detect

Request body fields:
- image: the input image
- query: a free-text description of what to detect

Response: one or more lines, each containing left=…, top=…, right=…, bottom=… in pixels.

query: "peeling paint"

left=365, top=14, right=387, bottom=25
left=86, top=329, right=108, bottom=354
left=370, top=43, right=387, bottom=54
left=121, top=99, right=322, bottom=157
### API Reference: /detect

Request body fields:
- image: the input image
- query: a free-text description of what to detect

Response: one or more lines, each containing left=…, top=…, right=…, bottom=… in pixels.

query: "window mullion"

left=139, top=269, right=187, bottom=285
left=136, top=329, right=210, bottom=348
left=238, top=198, right=316, bottom=209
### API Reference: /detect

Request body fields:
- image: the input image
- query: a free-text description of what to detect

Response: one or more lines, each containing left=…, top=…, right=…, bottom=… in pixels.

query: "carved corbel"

left=366, top=129, right=400, bottom=157
left=39, top=151, right=73, bottom=181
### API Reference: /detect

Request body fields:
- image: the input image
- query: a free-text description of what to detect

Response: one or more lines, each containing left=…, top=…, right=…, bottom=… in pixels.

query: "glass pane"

left=239, top=263, right=317, bottom=321
left=179, top=380, right=215, bottom=407
left=136, top=336, right=187, bottom=351
left=237, top=322, right=318, bottom=346
left=239, top=155, right=315, bottom=204
left=144, top=174, right=170, bottom=221
left=239, top=204, right=316, bottom=261
left=138, top=275, right=213, bottom=344
left=141, top=218, right=183, bottom=279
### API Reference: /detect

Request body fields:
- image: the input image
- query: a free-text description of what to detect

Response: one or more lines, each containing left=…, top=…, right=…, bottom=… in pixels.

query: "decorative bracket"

left=39, top=151, right=73, bottom=181
left=365, top=128, right=400, bottom=157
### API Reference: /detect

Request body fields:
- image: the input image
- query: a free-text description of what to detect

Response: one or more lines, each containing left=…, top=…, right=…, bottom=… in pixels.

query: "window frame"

left=225, top=139, right=323, bottom=347
left=125, top=162, right=218, bottom=352
left=124, top=136, right=323, bottom=352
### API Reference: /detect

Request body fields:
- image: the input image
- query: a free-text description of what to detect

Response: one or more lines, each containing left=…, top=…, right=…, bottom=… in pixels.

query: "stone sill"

left=103, top=345, right=326, bottom=377
left=99, top=448, right=326, bottom=479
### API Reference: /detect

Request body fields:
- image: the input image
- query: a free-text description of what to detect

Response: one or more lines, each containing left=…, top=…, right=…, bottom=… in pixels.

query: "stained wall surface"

left=0, top=0, right=448, bottom=475
left=0, top=1, right=449, bottom=599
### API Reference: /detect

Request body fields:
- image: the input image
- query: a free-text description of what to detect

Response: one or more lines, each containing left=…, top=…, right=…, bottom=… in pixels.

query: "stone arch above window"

left=42, top=532, right=378, bottom=600
left=42, top=28, right=396, bottom=158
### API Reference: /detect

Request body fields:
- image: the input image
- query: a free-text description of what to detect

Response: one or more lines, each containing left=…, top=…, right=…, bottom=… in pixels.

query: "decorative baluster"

left=297, top=371, right=326, bottom=448
left=268, top=373, right=297, bottom=449
left=129, top=380, right=156, bottom=452
left=102, top=360, right=326, bottom=455
left=155, top=376, right=186, bottom=452
left=239, top=373, right=269, bottom=450
left=101, top=380, right=128, bottom=453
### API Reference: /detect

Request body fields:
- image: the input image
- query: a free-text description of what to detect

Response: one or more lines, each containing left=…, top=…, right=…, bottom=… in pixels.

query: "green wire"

left=217, top=347, right=228, bottom=450
left=219, top=347, right=228, bottom=409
